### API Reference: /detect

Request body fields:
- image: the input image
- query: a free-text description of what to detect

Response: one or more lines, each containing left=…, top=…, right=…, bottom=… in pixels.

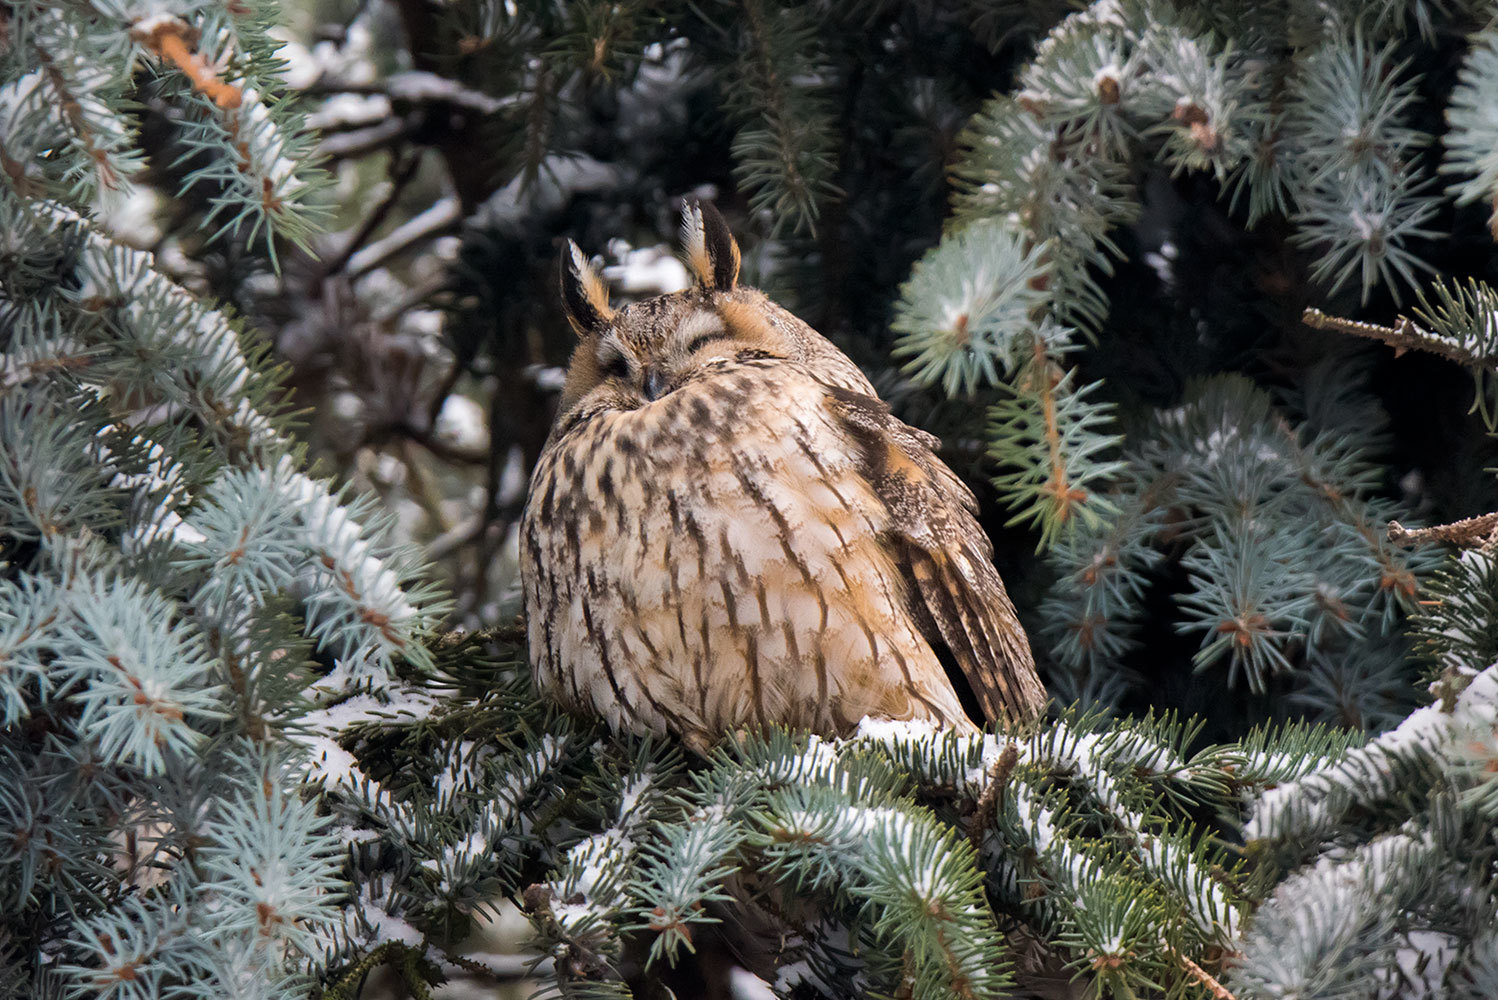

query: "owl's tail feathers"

left=907, top=542, right=1048, bottom=727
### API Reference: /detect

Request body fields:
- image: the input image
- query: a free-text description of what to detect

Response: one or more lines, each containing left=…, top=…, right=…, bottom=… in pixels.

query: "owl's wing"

left=825, top=384, right=1047, bottom=726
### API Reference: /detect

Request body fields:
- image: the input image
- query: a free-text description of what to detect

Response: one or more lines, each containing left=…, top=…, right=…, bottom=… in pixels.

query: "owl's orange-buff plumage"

left=520, top=204, right=1045, bottom=749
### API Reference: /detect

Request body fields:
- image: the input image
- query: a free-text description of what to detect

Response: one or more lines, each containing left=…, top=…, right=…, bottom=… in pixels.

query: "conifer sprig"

left=1233, top=662, right=1498, bottom=1000
left=1034, top=374, right=1434, bottom=707
left=728, top=0, right=841, bottom=237
left=1442, top=20, right=1498, bottom=237
left=1, top=166, right=436, bottom=998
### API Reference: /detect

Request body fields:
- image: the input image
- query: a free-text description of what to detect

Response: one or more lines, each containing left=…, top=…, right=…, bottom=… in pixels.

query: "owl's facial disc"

left=636, top=305, right=771, bottom=400
left=589, top=307, right=746, bottom=404
left=589, top=329, right=680, bottom=404
left=562, top=292, right=794, bottom=418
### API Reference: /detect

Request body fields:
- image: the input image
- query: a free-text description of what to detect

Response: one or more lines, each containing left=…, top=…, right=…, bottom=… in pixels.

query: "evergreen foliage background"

left=5, top=0, right=1498, bottom=998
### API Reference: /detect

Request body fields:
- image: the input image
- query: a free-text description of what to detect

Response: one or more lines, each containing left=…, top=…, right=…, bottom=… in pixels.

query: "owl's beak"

left=642, top=367, right=669, bottom=401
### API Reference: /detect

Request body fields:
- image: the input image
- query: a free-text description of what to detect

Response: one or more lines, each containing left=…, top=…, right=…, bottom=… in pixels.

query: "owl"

left=520, top=203, right=1045, bottom=750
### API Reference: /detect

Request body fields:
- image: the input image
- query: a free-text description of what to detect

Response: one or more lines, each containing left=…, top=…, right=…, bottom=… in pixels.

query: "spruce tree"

left=5, top=1, right=1498, bottom=999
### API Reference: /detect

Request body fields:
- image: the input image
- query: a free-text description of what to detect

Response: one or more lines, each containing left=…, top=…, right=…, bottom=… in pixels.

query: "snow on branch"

left=1245, top=663, right=1498, bottom=845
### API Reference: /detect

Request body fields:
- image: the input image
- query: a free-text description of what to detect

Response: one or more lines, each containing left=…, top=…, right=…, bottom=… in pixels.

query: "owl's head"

left=554, top=202, right=808, bottom=421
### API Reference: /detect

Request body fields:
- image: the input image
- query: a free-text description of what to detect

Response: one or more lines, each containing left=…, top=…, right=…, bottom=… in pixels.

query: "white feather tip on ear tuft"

left=681, top=202, right=713, bottom=289
left=566, top=240, right=591, bottom=276
left=559, top=239, right=615, bottom=334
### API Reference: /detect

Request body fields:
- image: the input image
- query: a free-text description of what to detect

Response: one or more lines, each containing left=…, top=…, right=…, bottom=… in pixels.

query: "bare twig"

left=375, top=271, right=452, bottom=325
left=1388, top=511, right=1498, bottom=549
left=426, top=512, right=487, bottom=561
left=385, top=71, right=509, bottom=114
left=1302, top=307, right=1498, bottom=371
left=404, top=425, right=488, bottom=466
left=347, top=197, right=461, bottom=277
left=312, top=0, right=374, bottom=47
left=321, top=153, right=422, bottom=277
left=305, top=72, right=512, bottom=115
left=1174, top=949, right=1237, bottom=1000
left=320, top=117, right=409, bottom=159
left=303, top=78, right=390, bottom=96
left=397, top=438, right=450, bottom=540
left=437, top=945, right=549, bottom=982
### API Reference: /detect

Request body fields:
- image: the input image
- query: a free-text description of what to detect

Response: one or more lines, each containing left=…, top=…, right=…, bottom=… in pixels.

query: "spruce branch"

left=133, top=8, right=330, bottom=258
left=10, top=196, right=288, bottom=451
left=1245, top=663, right=1498, bottom=846
left=1038, top=474, right=1168, bottom=685
left=1035, top=373, right=1432, bottom=703
left=2, top=2, right=329, bottom=257
left=890, top=223, right=1052, bottom=397
left=730, top=0, right=841, bottom=236
left=989, top=332, right=1125, bottom=549
left=1281, top=31, right=1436, bottom=303
left=1410, top=550, right=1498, bottom=697
left=951, top=91, right=1134, bottom=335
left=1292, top=171, right=1437, bottom=304
left=1, top=125, right=439, bottom=994
left=12, top=5, right=142, bottom=207
left=14, top=4, right=1498, bottom=998
left=1301, top=307, right=1496, bottom=371
left=288, top=636, right=1332, bottom=999
left=1138, top=30, right=1265, bottom=181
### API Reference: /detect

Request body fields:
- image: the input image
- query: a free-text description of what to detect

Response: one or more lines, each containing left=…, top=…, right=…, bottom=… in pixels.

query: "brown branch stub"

left=969, top=741, right=1019, bottom=853
left=1302, top=307, right=1498, bottom=372
left=1388, top=511, right=1498, bottom=550
left=520, top=882, right=553, bottom=917
left=1171, top=100, right=1219, bottom=153
left=1096, top=74, right=1121, bottom=105
left=0, top=148, right=42, bottom=196
left=130, top=15, right=243, bottom=110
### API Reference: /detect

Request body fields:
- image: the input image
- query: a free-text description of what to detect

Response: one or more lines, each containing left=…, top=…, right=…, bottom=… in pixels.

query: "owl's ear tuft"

left=681, top=200, right=740, bottom=293
left=559, top=240, right=615, bottom=337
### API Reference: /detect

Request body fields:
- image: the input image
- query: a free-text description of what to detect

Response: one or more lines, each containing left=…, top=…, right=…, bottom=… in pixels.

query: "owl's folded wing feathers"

left=824, top=384, right=1046, bottom=726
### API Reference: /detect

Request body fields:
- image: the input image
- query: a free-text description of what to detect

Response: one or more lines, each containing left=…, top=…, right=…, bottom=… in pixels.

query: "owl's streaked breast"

left=520, top=359, right=972, bottom=747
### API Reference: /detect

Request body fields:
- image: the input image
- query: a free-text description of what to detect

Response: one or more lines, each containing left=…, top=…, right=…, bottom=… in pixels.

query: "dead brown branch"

left=1388, top=511, right=1498, bottom=550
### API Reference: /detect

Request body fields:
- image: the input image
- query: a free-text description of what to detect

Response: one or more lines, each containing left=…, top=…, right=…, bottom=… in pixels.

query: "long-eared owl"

left=520, top=203, right=1045, bottom=750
